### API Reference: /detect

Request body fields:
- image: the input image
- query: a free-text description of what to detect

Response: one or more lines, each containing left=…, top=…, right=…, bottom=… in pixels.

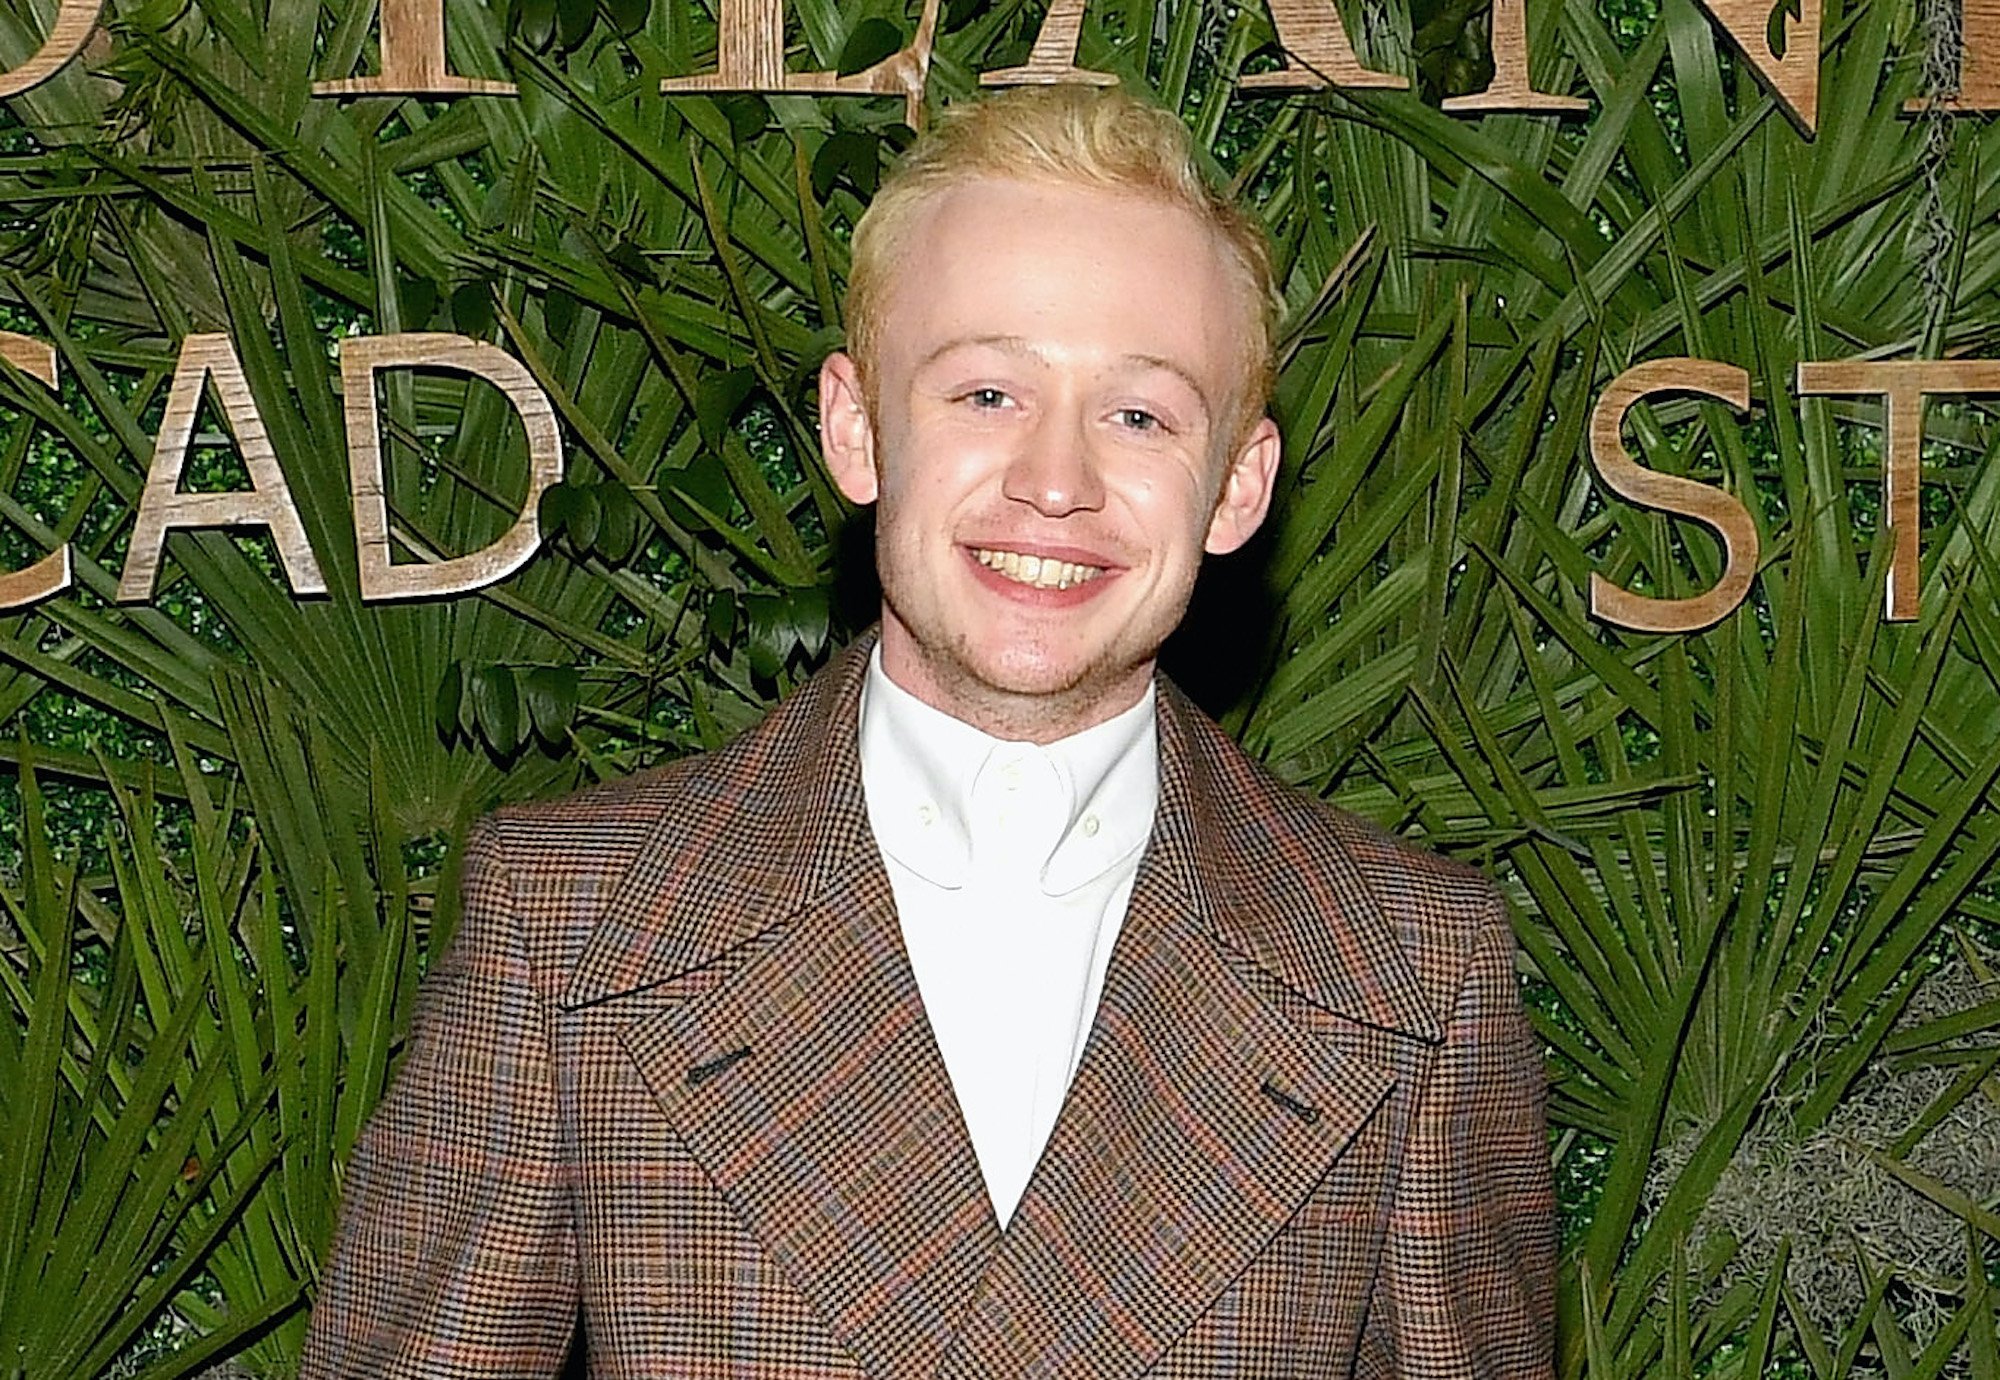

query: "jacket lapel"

left=936, top=685, right=1438, bottom=1380
left=562, top=643, right=1000, bottom=1380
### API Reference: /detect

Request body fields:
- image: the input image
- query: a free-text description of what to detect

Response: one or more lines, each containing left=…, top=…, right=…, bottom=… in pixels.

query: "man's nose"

left=1000, top=414, right=1106, bottom=516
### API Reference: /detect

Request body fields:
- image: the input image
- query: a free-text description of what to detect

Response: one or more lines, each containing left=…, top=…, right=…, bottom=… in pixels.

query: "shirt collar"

left=858, top=646, right=1158, bottom=895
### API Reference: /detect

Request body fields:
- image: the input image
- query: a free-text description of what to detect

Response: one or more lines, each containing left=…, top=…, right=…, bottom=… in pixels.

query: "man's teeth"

left=972, top=548, right=1106, bottom=590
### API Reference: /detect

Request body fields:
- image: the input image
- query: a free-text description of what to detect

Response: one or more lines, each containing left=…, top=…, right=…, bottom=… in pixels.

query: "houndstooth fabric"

left=300, top=637, right=1554, bottom=1379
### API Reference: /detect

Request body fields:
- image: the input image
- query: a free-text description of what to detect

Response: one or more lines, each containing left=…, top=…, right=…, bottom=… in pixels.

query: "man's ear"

left=1204, top=415, right=1282, bottom=555
left=819, top=351, right=878, bottom=506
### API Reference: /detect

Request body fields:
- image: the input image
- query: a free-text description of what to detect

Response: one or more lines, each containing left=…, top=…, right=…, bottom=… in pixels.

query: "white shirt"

left=857, top=649, right=1159, bottom=1226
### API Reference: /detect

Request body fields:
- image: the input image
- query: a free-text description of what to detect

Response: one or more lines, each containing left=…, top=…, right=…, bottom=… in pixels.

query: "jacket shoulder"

left=1167, top=693, right=1505, bottom=1029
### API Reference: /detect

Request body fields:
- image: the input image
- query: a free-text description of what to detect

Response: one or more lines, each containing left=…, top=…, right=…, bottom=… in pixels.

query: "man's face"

left=820, top=176, right=1281, bottom=741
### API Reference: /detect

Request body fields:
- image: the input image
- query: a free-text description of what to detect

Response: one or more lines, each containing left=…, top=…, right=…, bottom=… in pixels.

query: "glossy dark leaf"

left=663, top=450, right=735, bottom=529
left=789, top=585, right=832, bottom=659
left=449, top=280, right=496, bottom=338
left=434, top=661, right=463, bottom=739
left=471, top=664, right=520, bottom=757
left=516, top=0, right=557, bottom=49
left=556, top=0, right=596, bottom=50
left=603, top=0, right=648, bottom=37
left=811, top=130, right=879, bottom=200
left=537, top=479, right=585, bottom=542
left=837, top=17, right=903, bottom=75
left=397, top=275, right=438, bottom=328
left=556, top=0, right=592, bottom=49
left=607, top=240, right=656, bottom=286
left=564, top=484, right=603, bottom=552
left=717, top=94, right=769, bottom=144
left=695, top=366, right=757, bottom=446
left=544, top=286, right=579, bottom=338
left=706, top=588, right=738, bottom=646
left=744, top=593, right=788, bottom=681
left=592, top=481, right=642, bottom=565
left=523, top=665, right=579, bottom=743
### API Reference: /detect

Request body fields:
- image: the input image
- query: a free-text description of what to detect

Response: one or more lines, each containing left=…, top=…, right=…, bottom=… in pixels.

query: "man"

left=303, top=84, right=1554, bottom=1378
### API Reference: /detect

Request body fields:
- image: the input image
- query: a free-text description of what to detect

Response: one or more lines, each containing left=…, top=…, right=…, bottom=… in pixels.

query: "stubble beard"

left=875, top=561, right=1176, bottom=744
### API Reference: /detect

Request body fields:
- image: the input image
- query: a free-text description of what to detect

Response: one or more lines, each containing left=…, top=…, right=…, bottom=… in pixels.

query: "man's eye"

left=1115, top=407, right=1164, bottom=432
left=964, top=387, right=1010, bottom=409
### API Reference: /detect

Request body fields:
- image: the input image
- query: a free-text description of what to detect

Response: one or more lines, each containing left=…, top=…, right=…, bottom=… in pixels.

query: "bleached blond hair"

left=844, top=84, right=1281, bottom=438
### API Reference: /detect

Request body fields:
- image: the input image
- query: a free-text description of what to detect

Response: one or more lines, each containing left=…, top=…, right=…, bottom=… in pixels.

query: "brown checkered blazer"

left=301, top=638, right=1554, bottom=1378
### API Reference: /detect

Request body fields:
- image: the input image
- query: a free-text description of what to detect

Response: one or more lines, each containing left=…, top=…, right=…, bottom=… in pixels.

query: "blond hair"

left=844, top=85, right=1281, bottom=436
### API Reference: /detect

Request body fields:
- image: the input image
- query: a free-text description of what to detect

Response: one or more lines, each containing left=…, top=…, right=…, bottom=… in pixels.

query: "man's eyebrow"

left=912, top=334, right=1038, bottom=374
left=915, top=337, right=1216, bottom=421
left=1127, top=353, right=1215, bottom=423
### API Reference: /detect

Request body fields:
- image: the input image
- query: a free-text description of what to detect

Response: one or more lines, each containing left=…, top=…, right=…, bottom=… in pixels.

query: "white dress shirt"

left=857, top=649, right=1159, bottom=1226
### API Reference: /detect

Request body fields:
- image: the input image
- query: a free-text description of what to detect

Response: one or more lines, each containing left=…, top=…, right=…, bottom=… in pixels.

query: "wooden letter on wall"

left=1906, top=0, right=2000, bottom=112
left=981, top=0, right=1117, bottom=87
left=0, top=332, right=73, bottom=610
left=1440, top=0, right=1585, bottom=113
left=1239, top=0, right=1406, bottom=92
left=313, top=0, right=515, bottom=97
left=661, top=0, right=939, bottom=127
left=118, top=334, right=327, bottom=603
left=341, top=333, right=562, bottom=603
left=0, top=0, right=103, bottom=99
left=1588, top=358, right=1761, bottom=633
left=1796, top=359, right=2000, bottom=622
left=1693, top=0, right=1820, bottom=132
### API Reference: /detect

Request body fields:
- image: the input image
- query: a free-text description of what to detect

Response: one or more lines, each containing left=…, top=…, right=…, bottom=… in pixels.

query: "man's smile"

left=970, top=545, right=1109, bottom=590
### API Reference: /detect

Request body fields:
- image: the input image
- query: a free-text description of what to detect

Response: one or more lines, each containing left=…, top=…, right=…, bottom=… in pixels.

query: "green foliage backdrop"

left=0, top=0, right=1997, bottom=1372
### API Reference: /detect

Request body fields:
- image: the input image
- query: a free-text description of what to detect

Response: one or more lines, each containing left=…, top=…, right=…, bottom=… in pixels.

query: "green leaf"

left=744, top=592, right=791, bottom=681
left=592, top=481, right=642, bottom=565
left=516, top=0, right=557, bottom=49
left=544, top=286, right=579, bottom=338
left=607, top=239, right=657, bottom=287
left=556, top=0, right=595, bottom=50
left=398, top=275, right=438, bottom=328
left=564, top=483, right=603, bottom=552
left=523, top=666, right=580, bottom=744
left=695, top=366, right=758, bottom=446
left=812, top=131, right=880, bottom=200
left=706, top=588, right=738, bottom=646
left=450, top=279, right=496, bottom=338
left=743, top=586, right=831, bottom=681
left=434, top=661, right=464, bottom=739
left=471, top=664, right=521, bottom=756
left=717, top=94, right=769, bottom=145
left=660, top=450, right=736, bottom=532
left=536, top=479, right=586, bottom=542
left=837, top=18, right=904, bottom=75
left=603, top=0, right=648, bottom=35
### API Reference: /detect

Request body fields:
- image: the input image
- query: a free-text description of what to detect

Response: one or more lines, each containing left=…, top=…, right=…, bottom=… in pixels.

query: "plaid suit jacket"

left=302, top=638, right=1554, bottom=1378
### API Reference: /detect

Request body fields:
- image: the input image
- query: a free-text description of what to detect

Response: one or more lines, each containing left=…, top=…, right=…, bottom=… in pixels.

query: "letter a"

left=118, top=334, right=327, bottom=603
left=1694, top=0, right=1820, bottom=132
left=980, top=0, right=1118, bottom=87
left=1240, top=0, right=1406, bottom=92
